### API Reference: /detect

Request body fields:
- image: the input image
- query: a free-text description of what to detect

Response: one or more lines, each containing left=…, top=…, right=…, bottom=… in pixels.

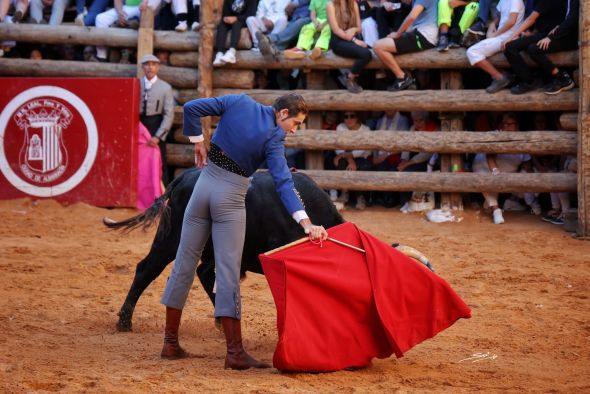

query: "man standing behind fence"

left=139, top=54, right=174, bottom=185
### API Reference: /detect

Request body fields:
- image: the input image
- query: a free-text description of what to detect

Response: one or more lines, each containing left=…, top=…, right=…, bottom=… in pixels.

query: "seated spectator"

left=75, top=0, right=112, bottom=26
left=246, top=0, right=289, bottom=51
left=397, top=111, right=438, bottom=212
left=330, top=111, right=372, bottom=209
left=373, top=0, right=438, bottom=92
left=283, top=0, right=330, bottom=60
left=437, top=0, right=479, bottom=51
left=465, top=0, right=524, bottom=94
left=29, top=0, right=68, bottom=25
left=326, top=0, right=371, bottom=93
left=1, top=0, right=29, bottom=23
left=369, top=109, right=410, bottom=207
left=503, top=0, right=578, bottom=95
left=213, top=0, right=256, bottom=65
left=258, top=1, right=311, bottom=58
left=94, top=0, right=160, bottom=62
left=375, top=0, right=410, bottom=38
left=191, top=0, right=199, bottom=30
left=357, top=0, right=379, bottom=47
left=542, top=155, right=576, bottom=225
left=472, top=113, right=534, bottom=224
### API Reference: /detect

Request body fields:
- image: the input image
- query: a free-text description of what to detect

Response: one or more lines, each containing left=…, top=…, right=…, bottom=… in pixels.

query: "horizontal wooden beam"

left=212, top=89, right=579, bottom=112
left=285, top=130, right=577, bottom=155
left=0, top=58, right=251, bottom=89
left=559, top=112, right=578, bottom=131
left=300, top=170, right=577, bottom=193
left=170, top=48, right=578, bottom=70
left=0, top=23, right=200, bottom=50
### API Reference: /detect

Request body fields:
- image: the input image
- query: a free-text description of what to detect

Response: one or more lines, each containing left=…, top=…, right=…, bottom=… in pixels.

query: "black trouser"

left=215, top=20, right=244, bottom=52
left=375, top=2, right=410, bottom=38
left=504, top=31, right=578, bottom=84
left=330, top=36, right=372, bottom=75
left=141, top=114, right=169, bottom=186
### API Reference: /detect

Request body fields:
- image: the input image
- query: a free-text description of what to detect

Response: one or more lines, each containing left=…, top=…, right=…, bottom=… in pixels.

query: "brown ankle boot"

left=221, top=317, right=270, bottom=370
left=161, top=307, right=188, bottom=359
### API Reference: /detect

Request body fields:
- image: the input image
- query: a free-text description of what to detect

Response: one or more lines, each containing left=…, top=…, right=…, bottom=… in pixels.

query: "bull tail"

left=102, top=183, right=177, bottom=233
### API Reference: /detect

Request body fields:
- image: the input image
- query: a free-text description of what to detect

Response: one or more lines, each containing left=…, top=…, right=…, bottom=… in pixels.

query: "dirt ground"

left=0, top=198, right=589, bottom=393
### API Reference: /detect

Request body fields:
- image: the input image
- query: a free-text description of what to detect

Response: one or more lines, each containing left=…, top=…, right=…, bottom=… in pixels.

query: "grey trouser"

left=161, top=162, right=249, bottom=319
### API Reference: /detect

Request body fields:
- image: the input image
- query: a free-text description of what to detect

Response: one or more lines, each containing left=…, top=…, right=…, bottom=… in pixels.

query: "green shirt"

left=126, top=0, right=142, bottom=6
left=310, top=0, right=328, bottom=20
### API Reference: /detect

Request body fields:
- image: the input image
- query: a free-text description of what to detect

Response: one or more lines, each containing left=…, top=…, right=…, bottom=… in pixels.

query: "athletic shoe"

left=485, top=73, right=513, bottom=93
left=437, top=34, right=450, bottom=52
left=220, top=48, right=236, bottom=64
left=175, top=20, right=188, bottom=32
left=256, top=31, right=278, bottom=59
left=467, top=20, right=486, bottom=36
left=544, top=71, right=575, bottom=95
left=510, top=79, right=543, bottom=94
left=12, top=10, right=23, bottom=23
left=492, top=208, right=505, bottom=224
left=338, top=74, right=363, bottom=93
left=191, top=21, right=200, bottom=31
left=529, top=200, right=542, bottom=216
left=75, top=13, right=85, bottom=26
left=387, top=74, right=416, bottom=92
left=542, top=213, right=564, bottom=225
left=213, top=51, right=225, bottom=66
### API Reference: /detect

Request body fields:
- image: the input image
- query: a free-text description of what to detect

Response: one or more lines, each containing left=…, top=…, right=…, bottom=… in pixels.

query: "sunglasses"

left=344, top=114, right=357, bottom=119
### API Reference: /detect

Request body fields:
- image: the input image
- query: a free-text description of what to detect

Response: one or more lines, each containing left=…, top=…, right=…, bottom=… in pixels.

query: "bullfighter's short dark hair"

left=272, top=93, right=308, bottom=118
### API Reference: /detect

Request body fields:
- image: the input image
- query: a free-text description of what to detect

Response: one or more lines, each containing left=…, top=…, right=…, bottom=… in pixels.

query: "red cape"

left=259, top=222, right=471, bottom=372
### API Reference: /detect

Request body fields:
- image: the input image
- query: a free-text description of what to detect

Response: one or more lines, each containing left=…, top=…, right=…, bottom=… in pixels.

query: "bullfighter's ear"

left=279, top=108, right=289, bottom=121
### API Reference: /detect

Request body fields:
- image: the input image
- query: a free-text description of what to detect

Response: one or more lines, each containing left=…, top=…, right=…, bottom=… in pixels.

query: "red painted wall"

left=0, top=78, right=140, bottom=207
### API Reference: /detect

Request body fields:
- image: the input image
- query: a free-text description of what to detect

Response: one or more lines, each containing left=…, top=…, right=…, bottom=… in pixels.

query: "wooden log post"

left=578, top=0, right=590, bottom=237
left=196, top=0, right=216, bottom=141
left=136, top=7, right=154, bottom=77
left=559, top=112, right=578, bottom=131
left=440, top=71, right=464, bottom=210
left=304, top=70, right=326, bottom=170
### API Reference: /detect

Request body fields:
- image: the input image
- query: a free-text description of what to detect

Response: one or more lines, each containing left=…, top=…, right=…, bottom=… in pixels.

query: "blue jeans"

left=76, top=0, right=112, bottom=26
left=268, top=17, right=311, bottom=50
left=477, top=0, right=491, bottom=22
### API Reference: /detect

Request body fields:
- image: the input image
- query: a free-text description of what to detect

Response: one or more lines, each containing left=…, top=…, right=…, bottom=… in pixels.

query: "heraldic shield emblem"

left=15, top=99, right=72, bottom=183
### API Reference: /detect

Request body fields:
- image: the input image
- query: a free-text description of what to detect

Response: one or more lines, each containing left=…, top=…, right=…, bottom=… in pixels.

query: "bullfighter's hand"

left=194, top=141, right=208, bottom=168
left=300, top=219, right=328, bottom=241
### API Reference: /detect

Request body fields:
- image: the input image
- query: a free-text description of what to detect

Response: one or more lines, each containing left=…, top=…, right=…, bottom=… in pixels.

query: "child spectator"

left=472, top=113, right=534, bottom=224
left=257, top=1, right=311, bottom=58
left=465, top=0, right=524, bottom=94
left=437, top=0, right=479, bottom=51
left=75, top=0, right=112, bottom=26
left=1, top=0, right=29, bottom=23
left=373, top=0, right=438, bottom=92
left=326, top=0, right=371, bottom=93
left=213, top=0, right=256, bottom=65
left=283, top=0, right=330, bottom=60
left=503, top=0, right=578, bottom=95
left=246, top=0, right=289, bottom=51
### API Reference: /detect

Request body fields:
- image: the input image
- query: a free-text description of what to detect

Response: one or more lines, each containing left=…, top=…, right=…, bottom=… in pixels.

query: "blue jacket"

left=183, top=94, right=305, bottom=215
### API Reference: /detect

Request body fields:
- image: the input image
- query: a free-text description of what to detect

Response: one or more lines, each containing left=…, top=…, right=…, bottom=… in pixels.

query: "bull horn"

left=394, top=244, right=435, bottom=272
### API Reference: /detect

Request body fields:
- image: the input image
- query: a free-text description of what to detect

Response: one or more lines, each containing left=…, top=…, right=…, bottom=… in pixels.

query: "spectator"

left=357, top=0, right=379, bottom=47
left=1, top=0, right=29, bottom=23
left=139, top=54, right=174, bottom=186
left=283, top=0, right=331, bottom=60
left=258, top=1, right=312, bottom=58
left=75, top=0, right=112, bottom=26
left=373, top=0, right=438, bottom=92
left=504, top=0, right=578, bottom=95
left=472, top=113, right=534, bottom=224
left=397, top=111, right=438, bottom=212
left=29, top=47, right=42, bottom=59
left=437, top=0, right=479, bottom=51
left=213, top=0, right=256, bottom=66
left=246, top=0, right=289, bottom=51
left=155, top=48, right=171, bottom=65
left=330, top=111, right=372, bottom=209
left=375, top=0, right=410, bottom=38
left=465, top=0, right=524, bottom=94
left=369, top=109, right=410, bottom=207
left=94, top=0, right=160, bottom=62
left=326, top=0, right=371, bottom=93
left=29, top=0, right=68, bottom=25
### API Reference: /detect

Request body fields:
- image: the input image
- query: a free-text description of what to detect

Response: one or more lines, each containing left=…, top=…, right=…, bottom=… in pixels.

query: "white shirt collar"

left=144, top=75, right=158, bottom=90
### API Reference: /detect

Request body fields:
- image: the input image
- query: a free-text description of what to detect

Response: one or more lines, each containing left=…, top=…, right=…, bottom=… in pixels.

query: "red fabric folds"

left=259, top=222, right=471, bottom=372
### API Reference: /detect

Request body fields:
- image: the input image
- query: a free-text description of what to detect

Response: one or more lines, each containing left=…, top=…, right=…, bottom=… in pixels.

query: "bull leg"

left=117, top=245, right=178, bottom=331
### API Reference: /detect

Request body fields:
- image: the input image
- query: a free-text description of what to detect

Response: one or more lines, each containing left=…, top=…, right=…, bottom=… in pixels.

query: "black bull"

left=105, top=168, right=345, bottom=331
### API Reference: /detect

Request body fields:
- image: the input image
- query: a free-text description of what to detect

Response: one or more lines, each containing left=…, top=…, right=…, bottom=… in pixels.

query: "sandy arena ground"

left=0, top=198, right=589, bottom=393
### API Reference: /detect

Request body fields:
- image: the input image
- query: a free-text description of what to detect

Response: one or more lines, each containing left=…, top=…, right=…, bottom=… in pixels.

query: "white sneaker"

left=74, top=13, right=85, bottom=26
left=493, top=208, right=505, bottom=224
left=213, top=51, right=225, bottom=66
left=191, top=21, right=200, bottom=31
left=355, top=195, right=366, bottom=210
left=529, top=200, right=542, bottom=216
left=175, top=20, right=188, bottom=32
left=329, top=189, right=338, bottom=202
left=220, top=48, right=236, bottom=64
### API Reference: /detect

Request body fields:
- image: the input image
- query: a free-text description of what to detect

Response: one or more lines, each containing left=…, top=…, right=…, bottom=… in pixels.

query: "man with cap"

left=140, top=53, right=174, bottom=185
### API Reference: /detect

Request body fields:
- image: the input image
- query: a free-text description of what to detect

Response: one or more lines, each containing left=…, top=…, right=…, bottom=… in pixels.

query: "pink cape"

left=136, top=122, right=163, bottom=210
left=259, top=222, right=471, bottom=372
